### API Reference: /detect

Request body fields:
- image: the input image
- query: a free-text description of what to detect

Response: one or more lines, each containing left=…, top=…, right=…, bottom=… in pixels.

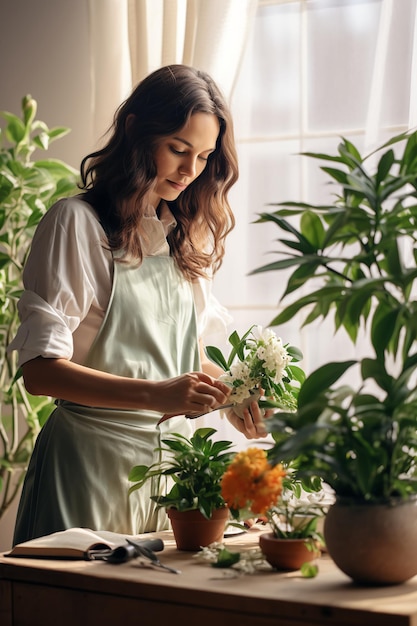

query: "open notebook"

left=5, top=527, right=164, bottom=561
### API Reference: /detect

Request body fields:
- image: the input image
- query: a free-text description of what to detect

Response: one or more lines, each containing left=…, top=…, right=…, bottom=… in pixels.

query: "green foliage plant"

left=268, top=475, right=326, bottom=542
left=0, top=95, right=79, bottom=519
left=128, top=427, right=235, bottom=519
left=252, top=130, right=417, bottom=503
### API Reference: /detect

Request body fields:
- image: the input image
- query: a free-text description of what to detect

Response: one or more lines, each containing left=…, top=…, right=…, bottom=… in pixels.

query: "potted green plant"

left=252, top=129, right=417, bottom=585
left=128, top=427, right=235, bottom=550
left=0, top=95, right=78, bottom=523
left=259, top=478, right=327, bottom=574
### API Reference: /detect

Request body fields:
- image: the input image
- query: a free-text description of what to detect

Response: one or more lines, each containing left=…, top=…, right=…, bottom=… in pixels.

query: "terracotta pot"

left=324, top=496, right=417, bottom=585
left=259, top=532, right=318, bottom=571
left=167, top=507, right=230, bottom=551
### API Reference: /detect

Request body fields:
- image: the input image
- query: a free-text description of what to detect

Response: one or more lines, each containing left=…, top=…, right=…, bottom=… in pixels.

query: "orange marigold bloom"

left=221, top=448, right=285, bottom=515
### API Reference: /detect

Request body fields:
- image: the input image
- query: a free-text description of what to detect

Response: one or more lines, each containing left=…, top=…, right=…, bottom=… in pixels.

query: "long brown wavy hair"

left=80, top=64, right=238, bottom=280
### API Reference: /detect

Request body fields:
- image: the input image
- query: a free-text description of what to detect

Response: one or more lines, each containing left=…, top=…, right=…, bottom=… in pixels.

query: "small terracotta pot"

left=259, top=532, right=318, bottom=571
left=167, top=507, right=230, bottom=551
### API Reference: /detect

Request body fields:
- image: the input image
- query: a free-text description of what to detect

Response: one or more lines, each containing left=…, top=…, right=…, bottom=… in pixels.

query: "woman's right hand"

left=22, top=357, right=230, bottom=417
left=155, top=371, right=231, bottom=419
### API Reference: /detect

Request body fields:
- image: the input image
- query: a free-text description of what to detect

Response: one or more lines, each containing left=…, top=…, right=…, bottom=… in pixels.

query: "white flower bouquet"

left=206, top=325, right=305, bottom=413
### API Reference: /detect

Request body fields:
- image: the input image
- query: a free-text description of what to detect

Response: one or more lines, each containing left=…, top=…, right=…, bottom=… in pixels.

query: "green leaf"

left=211, top=548, right=241, bottom=568
left=360, top=358, right=392, bottom=392
left=339, top=136, right=363, bottom=163
left=33, top=131, right=49, bottom=150
left=128, top=464, right=151, bottom=482
left=34, top=158, right=78, bottom=179
left=300, top=562, right=319, bottom=578
left=283, top=262, right=322, bottom=296
left=320, top=166, right=349, bottom=184
left=250, top=258, right=302, bottom=275
left=298, top=361, right=356, bottom=407
left=0, top=252, right=10, bottom=270
left=205, top=345, right=228, bottom=370
left=376, top=148, right=394, bottom=187
left=0, top=111, right=26, bottom=143
left=300, top=211, right=325, bottom=250
left=383, top=239, right=403, bottom=276
left=256, top=212, right=315, bottom=252
left=46, top=127, right=71, bottom=142
left=371, top=305, right=400, bottom=357
left=300, top=151, right=346, bottom=163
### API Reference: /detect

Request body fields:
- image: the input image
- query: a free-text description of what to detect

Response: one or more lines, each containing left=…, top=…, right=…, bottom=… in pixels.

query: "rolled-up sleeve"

left=192, top=275, right=233, bottom=345
left=8, top=197, right=112, bottom=367
left=11, top=291, right=76, bottom=363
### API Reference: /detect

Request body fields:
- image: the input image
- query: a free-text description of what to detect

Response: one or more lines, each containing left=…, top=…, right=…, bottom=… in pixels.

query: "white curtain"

left=364, top=0, right=393, bottom=151
left=87, top=0, right=257, bottom=141
left=410, top=1, right=417, bottom=129
left=365, top=0, right=417, bottom=150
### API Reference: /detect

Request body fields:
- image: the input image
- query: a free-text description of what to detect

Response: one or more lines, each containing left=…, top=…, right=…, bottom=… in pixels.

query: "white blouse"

left=9, top=196, right=231, bottom=367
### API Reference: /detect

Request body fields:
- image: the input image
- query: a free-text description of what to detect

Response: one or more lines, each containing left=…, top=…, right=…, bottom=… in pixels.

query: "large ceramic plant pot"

left=167, top=507, right=230, bottom=551
left=259, top=533, right=319, bottom=571
left=324, top=496, right=417, bottom=585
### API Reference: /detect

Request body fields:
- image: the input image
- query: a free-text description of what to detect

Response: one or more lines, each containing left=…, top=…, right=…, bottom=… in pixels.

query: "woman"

left=9, top=65, right=267, bottom=545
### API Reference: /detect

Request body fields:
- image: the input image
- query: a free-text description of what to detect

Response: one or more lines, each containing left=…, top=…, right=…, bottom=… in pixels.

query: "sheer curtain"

left=365, top=0, right=417, bottom=150
left=217, top=0, right=417, bottom=350
left=210, top=0, right=417, bottom=446
left=87, top=0, right=257, bottom=140
left=410, top=2, right=417, bottom=129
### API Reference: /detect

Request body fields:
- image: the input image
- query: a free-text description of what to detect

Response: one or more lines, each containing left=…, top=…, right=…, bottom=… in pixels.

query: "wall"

left=0, top=0, right=95, bottom=552
left=1, top=0, right=94, bottom=168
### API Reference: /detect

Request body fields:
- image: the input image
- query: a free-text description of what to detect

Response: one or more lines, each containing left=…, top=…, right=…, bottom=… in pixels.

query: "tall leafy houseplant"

left=251, top=131, right=417, bottom=585
left=0, top=95, right=78, bottom=520
left=252, top=130, right=417, bottom=503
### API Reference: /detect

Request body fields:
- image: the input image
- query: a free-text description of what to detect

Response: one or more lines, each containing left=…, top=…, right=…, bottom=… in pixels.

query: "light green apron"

left=13, top=256, right=200, bottom=544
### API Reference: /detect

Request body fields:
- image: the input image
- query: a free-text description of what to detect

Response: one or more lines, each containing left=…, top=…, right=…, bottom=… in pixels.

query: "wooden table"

left=2, top=528, right=417, bottom=626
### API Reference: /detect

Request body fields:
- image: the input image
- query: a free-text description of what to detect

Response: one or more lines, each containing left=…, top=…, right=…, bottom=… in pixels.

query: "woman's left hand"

left=225, top=401, right=273, bottom=440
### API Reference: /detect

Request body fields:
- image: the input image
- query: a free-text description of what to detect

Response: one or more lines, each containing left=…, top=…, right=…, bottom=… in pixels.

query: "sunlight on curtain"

left=87, top=0, right=257, bottom=141
left=128, top=0, right=258, bottom=99
left=87, top=0, right=132, bottom=141
left=211, top=0, right=417, bottom=447
left=218, top=0, right=417, bottom=342
left=410, top=4, right=417, bottom=129
left=364, top=0, right=393, bottom=152
left=215, top=0, right=417, bottom=386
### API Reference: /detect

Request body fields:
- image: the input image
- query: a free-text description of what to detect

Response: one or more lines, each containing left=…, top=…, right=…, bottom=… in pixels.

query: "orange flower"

left=221, top=448, right=285, bottom=516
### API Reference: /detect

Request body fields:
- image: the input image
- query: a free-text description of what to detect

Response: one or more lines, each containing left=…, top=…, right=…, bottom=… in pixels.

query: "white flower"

left=193, top=542, right=269, bottom=576
left=229, top=361, right=252, bottom=382
left=207, top=324, right=303, bottom=412
left=254, top=328, right=290, bottom=380
left=227, top=327, right=292, bottom=403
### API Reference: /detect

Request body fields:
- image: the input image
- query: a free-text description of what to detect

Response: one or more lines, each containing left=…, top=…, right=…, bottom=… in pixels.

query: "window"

left=214, top=0, right=416, bottom=371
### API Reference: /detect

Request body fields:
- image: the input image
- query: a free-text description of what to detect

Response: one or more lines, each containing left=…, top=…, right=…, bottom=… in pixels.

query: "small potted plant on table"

left=129, top=427, right=235, bottom=551
left=259, top=480, right=328, bottom=573
left=221, top=452, right=325, bottom=575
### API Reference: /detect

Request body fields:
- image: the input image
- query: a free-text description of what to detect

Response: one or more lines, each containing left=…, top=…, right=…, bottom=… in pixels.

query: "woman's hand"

left=22, top=357, right=230, bottom=417
left=225, top=401, right=273, bottom=440
left=156, top=371, right=231, bottom=420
